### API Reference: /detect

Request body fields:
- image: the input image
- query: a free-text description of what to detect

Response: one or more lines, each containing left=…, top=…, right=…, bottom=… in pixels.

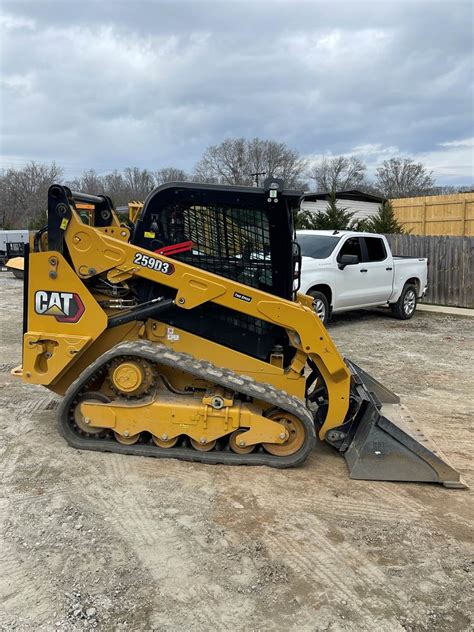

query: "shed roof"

left=302, top=189, right=385, bottom=204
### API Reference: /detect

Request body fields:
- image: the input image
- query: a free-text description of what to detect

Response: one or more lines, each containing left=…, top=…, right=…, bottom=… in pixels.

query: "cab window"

left=364, top=237, right=387, bottom=262
left=337, top=237, right=363, bottom=262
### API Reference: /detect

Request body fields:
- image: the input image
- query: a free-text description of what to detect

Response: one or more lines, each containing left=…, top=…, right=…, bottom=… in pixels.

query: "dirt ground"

left=0, top=272, right=473, bottom=632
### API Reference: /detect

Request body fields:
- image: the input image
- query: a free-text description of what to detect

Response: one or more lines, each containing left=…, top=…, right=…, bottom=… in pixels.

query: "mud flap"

left=341, top=360, right=467, bottom=489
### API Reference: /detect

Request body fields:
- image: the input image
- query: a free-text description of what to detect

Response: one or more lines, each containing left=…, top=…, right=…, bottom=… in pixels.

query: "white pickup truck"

left=297, top=230, right=428, bottom=324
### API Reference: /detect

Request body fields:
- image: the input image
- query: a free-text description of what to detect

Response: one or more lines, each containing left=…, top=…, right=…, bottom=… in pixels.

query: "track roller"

left=229, top=429, right=255, bottom=454
left=190, top=438, right=217, bottom=452
left=114, top=431, right=140, bottom=445
left=152, top=435, right=179, bottom=448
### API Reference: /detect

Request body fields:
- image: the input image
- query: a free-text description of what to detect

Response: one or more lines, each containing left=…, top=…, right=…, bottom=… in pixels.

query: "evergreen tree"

left=312, top=191, right=355, bottom=230
left=366, top=201, right=406, bottom=233
left=351, top=217, right=372, bottom=232
left=294, top=207, right=319, bottom=229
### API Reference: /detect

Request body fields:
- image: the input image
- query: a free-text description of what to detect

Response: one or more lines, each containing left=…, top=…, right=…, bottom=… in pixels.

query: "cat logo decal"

left=34, top=291, right=85, bottom=323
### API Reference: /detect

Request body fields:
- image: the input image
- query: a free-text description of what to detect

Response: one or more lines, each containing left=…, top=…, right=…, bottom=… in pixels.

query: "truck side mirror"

left=338, top=254, right=359, bottom=270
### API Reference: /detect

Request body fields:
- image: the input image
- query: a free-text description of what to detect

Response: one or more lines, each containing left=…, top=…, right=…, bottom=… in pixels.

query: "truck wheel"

left=391, top=284, right=418, bottom=320
left=308, top=291, right=330, bottom=325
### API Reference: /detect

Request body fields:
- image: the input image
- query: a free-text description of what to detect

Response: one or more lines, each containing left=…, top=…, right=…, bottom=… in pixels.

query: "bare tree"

left=66, top=169, right=105, bottom=195
left=154, top=167, right=189, bottom=185
left=309, top=156, right=367, bottom=193
left=425, top=184, right=474, bottom=195
left=122, top=167, right=155, bottom=200
left=66, top=167, right=189, bottom=207
left=66, top=170, right=136, bottom=206
left=102, top=170, right=130, bottom=205
left=0, top=170, right=16, bottom=229
left=375, top=158, right=435, bottom=198
left=194, top=138, right=248, bottom=185
left=194, top=137, right=307, bottom=188
left=0, top=161, right=64, bottom=228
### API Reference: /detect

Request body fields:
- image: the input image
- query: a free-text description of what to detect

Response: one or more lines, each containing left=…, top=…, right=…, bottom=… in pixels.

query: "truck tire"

left=308, top=290, right=330, bottom=325
left=390, top=284, right=418, bottom=320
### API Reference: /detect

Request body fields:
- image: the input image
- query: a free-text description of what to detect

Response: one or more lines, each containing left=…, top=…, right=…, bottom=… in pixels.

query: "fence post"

left=421, top=200, right=427, bottom=235
left=461, top=199, right=467, bottom=236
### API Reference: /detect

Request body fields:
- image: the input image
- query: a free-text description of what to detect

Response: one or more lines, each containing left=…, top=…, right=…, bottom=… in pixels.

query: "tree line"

left=0, top=137, right=471, bottom=229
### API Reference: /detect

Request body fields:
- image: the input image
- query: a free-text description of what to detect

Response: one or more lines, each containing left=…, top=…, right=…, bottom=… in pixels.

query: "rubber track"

left=58, top=340, right=317, bottom=468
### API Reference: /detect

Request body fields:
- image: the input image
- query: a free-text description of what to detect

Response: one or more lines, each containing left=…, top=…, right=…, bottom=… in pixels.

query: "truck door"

left=334, top=236, right=367, bottom=308
left=360, top=236, right=393, bottom=304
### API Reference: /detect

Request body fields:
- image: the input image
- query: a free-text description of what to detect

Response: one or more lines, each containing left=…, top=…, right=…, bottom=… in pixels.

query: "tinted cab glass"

left=337, top=237, right=363, bottom=263
left=297, top=234, right=341, bottom=259
left=363, top=237, right=387, bottom=262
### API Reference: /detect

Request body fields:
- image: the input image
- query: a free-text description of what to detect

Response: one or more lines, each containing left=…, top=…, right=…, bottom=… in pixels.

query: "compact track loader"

left=13, top=181, right=466, bottom=487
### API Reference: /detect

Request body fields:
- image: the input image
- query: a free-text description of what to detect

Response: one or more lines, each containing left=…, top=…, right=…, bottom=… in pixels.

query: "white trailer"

left=0, top=230, right=29, bottom=264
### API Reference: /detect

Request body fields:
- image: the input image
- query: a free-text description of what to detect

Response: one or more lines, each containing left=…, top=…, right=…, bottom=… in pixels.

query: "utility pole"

left=250, top=171, right=266, bottom=187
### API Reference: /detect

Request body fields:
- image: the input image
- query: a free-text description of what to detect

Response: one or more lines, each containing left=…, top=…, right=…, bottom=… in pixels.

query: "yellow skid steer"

left=13, top=181, right=466, bottom=487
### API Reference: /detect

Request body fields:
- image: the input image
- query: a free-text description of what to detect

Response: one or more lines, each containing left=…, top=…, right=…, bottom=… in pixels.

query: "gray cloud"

left=1, top=1, right=473, bottom=184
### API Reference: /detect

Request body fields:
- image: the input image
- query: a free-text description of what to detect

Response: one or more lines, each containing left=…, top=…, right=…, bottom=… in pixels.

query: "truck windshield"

left=297, top=234, right=341, bottom=259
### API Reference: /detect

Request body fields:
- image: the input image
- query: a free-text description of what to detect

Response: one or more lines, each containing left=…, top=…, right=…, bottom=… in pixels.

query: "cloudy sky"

left=0, top=0, right=473, bottom=184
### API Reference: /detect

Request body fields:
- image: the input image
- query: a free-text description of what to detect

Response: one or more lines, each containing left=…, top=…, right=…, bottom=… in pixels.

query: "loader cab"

left=131, top=181, right=302, bottom=361
left=132, top=181, right=301, bottom=300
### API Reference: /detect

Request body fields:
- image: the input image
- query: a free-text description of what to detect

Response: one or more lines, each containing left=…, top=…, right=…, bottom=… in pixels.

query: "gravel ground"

left=0, top=272, right=473, bottom=631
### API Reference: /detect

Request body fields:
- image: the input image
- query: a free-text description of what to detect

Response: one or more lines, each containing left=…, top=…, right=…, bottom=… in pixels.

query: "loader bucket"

left=5, top=256, right=24, bottom=279
left=341, top=360, right=467, bottom=489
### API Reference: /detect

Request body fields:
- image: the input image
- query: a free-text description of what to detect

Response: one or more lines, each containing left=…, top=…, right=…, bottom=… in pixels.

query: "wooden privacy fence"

left=384, top=234, right=474, bottom=308
left=391, top=193, right=474, bottom=236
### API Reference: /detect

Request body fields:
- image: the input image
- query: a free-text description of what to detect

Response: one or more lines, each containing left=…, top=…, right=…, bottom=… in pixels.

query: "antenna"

left=250, top=171, right=266, bottom=187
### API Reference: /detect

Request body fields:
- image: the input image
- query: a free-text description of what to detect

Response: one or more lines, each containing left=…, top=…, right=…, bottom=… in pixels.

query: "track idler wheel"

left=73, top=391, right=110, bottom=434
left=229, top=429, right=255, bottom=454
left=262, top=412, right=306, bottom=457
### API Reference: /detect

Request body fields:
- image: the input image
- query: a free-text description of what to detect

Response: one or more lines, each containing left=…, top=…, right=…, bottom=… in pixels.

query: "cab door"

left=360, top=236, right=393, bottom=304
left=333, top=236, right=367, bottom=308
